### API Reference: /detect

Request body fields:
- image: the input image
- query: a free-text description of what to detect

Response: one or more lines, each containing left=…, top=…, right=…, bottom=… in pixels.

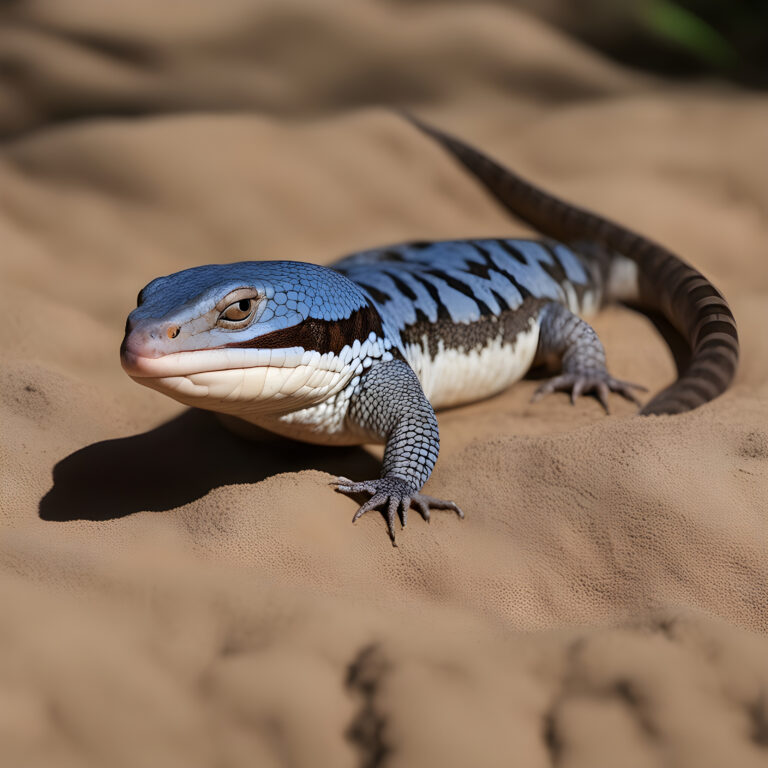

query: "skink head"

left=121, top=284, right=265, bottom=365
left=121, top=261, right=387, bottom=418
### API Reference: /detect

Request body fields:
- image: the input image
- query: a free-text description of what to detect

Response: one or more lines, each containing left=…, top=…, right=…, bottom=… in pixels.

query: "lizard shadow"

left=39, top=409, right=380, bottom=522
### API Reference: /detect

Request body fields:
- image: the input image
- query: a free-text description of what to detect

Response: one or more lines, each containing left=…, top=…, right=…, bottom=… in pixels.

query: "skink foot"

left=331, top=476, right=463, bottom=545
left=531, top=372, right=646, bottom=414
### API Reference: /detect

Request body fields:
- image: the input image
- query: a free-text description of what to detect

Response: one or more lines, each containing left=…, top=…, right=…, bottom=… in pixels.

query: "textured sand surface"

left=1, top=2, right=767, bottom=766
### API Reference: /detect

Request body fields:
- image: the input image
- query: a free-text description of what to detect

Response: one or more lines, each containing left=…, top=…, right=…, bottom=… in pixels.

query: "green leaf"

left=636, top=0, right=738, bottom=69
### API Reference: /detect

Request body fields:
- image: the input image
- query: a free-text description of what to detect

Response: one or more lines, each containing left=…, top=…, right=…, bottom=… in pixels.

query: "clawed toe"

left=333, top=477, right=378, bottom=495
left=532, top=372, right=646, bottom=412
left=413, top=493, right=464, bottom=521
left=332, top=476, right=463, bottom=543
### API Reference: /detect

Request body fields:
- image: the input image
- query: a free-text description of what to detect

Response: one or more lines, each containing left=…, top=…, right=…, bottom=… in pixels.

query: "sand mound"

left=1, top=1, right=767, bottom=765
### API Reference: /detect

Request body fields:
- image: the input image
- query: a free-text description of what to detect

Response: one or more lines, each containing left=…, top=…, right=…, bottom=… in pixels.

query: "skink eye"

left=217, top=294, right=259, bottom=328
left=222, top=299, right=252, bottom=321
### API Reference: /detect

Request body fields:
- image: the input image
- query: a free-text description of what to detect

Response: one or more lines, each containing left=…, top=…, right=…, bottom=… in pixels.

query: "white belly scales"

left=404, top=317, right=541, bottom=410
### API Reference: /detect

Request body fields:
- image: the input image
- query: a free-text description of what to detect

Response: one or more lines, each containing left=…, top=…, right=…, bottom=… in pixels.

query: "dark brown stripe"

left=687, top=364, right=729, bottom=392
left=685, top=282, right=722, bottom=306
left=465, top=259, right=494, bottom=280
left=488, top=263, right=533, bottom=301
left=408, top=274, right=452, bottom=321
left=400, top=297, right=547, bottom=358
left=670, top=274, right=709, bottom=306
left=223, top=303, right=384, bottom=356
left=491, top=289, right=511, bottom=312
left=539, top=241, right=592, bottom=307
left=697, top=336, right=739, bottom=356
left=654, top=253, right=690, bottom=288
left=386, top=271, right=418, bottom=301
left=694, top=319, right=739, bottom=347
left=382, top=249, right=407, bottom=262
left=357, top=281, right=392, bottom=305
left=673, top=378, right=714, bottom=403
left=496, top=239, right=528, bottom=265
left=538, top=243, right=569, bottom=285
left=425, top=269, right=494, bottom=316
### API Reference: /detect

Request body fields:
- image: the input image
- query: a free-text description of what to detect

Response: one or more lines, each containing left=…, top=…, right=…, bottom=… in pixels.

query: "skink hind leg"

left=334, top=359, right=463, bottom=545
left=532, top=302, right=647, bottom=413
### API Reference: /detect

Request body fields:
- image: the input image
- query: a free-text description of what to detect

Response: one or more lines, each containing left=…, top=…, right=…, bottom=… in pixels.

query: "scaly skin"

left=331, top=360, right=463, bottom=543
left=532, top=302, right=646, bottom=413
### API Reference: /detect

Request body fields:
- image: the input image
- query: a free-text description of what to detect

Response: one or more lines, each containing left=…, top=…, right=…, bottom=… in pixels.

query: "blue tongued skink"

left=121, top=117, right=739, bottom=543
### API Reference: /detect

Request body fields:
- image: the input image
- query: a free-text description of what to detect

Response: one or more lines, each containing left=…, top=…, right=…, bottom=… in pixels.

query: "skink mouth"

left=120, top=346, right=309, bottom=378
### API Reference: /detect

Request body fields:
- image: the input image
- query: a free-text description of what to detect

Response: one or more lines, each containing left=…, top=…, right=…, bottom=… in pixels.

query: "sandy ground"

left=1, top=2, right=767, bottom=766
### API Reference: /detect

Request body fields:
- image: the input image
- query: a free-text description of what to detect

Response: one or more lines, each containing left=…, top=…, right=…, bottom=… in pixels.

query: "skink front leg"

left=331, top=359, right=463, bottom=544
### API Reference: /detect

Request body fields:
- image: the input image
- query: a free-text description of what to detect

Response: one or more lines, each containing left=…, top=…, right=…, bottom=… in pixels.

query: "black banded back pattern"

left=407, top=115, right=738, bottom=415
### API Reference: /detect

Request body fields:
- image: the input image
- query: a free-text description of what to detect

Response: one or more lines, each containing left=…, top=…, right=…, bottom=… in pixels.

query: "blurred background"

left=518, top=0, right=768, bottom=86
left=0, top=0, right=765, bottom=141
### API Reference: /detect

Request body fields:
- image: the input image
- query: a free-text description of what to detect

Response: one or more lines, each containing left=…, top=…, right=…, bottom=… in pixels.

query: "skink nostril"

left=167, top=326, right=180, bottom=339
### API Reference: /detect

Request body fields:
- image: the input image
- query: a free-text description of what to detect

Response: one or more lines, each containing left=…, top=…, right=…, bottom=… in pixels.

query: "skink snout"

left=121, top=316, right=182, bottom=364
left=123, top=315, right=178, bottom=338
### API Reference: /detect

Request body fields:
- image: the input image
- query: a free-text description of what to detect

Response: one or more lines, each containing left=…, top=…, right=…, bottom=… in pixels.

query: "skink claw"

left=333, top=475, right=463, bottom=545
left=532, top=372, right=646, bottom=413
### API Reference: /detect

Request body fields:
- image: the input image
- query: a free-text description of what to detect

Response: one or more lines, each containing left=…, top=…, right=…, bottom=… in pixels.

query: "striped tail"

left=406, top=115, right=738, bottom=415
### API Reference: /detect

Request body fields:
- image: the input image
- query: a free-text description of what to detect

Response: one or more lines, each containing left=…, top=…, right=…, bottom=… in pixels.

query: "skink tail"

left=405, top=114, right=738, bottom=415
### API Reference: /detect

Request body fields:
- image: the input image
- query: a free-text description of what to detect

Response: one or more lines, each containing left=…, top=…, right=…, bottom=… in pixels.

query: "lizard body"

left=121, top=118, right=739, bottom=542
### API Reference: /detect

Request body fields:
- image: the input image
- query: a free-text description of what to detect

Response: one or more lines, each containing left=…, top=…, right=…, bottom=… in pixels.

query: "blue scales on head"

left=132, top=260, right=370, bottom=326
